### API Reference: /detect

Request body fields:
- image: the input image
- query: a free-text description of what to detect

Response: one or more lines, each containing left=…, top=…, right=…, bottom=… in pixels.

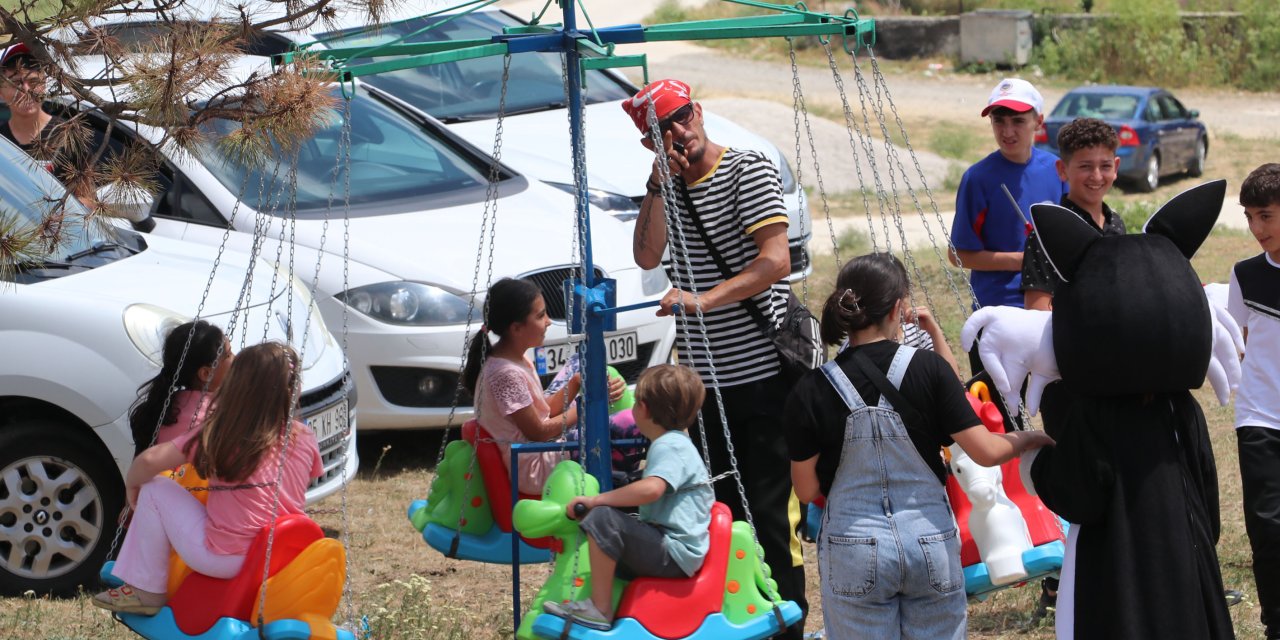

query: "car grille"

left=299, top=371, right=355, bottom=489
left=537, top=341, right=656, bottom=388
left=789, top=240, right=811, bottom=276
left=519, top=267, right=605, bottom=321
left=371, top=366, right=474, bottom=408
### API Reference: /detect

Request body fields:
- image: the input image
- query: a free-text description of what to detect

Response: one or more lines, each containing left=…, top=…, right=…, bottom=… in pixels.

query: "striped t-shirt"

left=664, top=148, right=790, bottom=387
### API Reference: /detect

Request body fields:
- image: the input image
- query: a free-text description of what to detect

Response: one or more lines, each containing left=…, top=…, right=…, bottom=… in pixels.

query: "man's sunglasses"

left=658, top=103, right=695, bottom=133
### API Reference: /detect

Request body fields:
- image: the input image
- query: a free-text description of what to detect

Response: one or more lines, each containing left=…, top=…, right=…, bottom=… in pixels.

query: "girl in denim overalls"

left=786, top=254, right=1054, bottom=639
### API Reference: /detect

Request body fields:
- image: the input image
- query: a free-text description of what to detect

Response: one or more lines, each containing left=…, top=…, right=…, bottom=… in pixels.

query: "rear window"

left=1050, top=93, right=1140, bottom=120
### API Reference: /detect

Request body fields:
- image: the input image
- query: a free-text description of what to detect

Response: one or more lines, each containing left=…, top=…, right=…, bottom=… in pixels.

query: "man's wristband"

left=646, top=178, right=662, bottom=195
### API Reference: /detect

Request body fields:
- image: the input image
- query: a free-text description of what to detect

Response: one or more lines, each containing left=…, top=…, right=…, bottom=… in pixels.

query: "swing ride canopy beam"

left=277, top=4, right=875, bottom=82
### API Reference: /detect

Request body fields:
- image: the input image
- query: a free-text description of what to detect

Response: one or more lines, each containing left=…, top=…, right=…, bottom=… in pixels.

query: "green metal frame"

left=274, top=1, right=874, bottom=84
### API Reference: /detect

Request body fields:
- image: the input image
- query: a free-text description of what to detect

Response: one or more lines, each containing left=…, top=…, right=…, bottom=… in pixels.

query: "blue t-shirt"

left=639, top=430, right=714, bottom=576
left=951, top=148, right=1067, bottom=307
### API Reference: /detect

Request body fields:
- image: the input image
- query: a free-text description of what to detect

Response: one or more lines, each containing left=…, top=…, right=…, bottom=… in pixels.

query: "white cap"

left=981, top=78, right=1043, bottom=117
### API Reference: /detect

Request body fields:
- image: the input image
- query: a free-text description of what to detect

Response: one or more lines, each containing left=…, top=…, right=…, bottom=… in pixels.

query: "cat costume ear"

left=1142, top=179, right=1226, bottom=258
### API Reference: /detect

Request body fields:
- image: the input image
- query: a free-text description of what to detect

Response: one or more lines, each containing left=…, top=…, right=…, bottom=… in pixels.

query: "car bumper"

left=1115, top=146, right=1152, bottom=181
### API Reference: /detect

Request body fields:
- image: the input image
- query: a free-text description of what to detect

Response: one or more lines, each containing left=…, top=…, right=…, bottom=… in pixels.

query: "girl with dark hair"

left=93, top=342, right=323, bottom=615
left=785, top=253, right=1053, bottom=639
left=128, top=320, right=233, bottom=457
left=463, top=278, right=624, bottom=494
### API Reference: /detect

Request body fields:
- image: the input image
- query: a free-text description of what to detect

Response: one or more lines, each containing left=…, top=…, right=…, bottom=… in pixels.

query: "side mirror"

left=96, top=183, right=156, bottom=232
left=1188, top=109, right=1200, bottom=119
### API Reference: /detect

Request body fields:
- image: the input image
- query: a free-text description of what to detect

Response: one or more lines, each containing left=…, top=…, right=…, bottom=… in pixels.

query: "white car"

left=0, top=136, right=357, bottom=596
left=90, top=4, right=813, bottom=278
left=71, top=56, right=676, bottom=432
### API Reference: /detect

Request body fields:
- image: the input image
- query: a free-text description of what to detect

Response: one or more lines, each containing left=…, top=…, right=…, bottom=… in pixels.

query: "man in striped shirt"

left=623, top=79, right=806, bottom=639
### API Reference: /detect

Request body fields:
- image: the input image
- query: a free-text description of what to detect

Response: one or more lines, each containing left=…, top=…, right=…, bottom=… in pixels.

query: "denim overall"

left=818, top=346, right=967, bottom=639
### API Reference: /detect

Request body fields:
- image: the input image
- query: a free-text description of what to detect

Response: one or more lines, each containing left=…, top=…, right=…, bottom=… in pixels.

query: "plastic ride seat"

left=407, top=420, right=553, bottom=564
left=947, top=385, right=1066, bottom=600
left=102, top=513, right=352, bottom=640
left=523, top=466, right=803, bottom=640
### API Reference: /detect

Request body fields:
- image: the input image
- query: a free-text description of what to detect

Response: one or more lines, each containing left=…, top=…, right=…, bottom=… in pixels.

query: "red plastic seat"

left=462, top=421, right=553, bottom=550
left=614, top=502, right=733, bottom=639
left=166, top=514, right=320, bottom=636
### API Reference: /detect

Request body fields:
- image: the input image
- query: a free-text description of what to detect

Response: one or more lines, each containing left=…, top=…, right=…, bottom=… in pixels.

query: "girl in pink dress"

left=462, top=278, right=625, bottom=495
left=128, top=320, right=234, bottom=457
left=93, top=342, right=322, bottom=615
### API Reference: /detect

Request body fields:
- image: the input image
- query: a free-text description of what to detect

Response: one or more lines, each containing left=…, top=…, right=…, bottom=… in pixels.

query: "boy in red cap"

left=949, top=77, right=1067, bottom=310
left=623, top=79, right=807, bottom=640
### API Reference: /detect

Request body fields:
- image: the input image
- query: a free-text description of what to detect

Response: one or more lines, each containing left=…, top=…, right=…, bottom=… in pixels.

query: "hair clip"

left=838, top=288, right=861, bottom=312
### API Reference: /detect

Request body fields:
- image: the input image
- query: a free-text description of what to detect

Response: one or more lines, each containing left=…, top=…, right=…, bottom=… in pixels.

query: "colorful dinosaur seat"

left=102, top=513, right=352, bottom=640
left=514, top=460, right=802, bottom=640
left=407, top=420, right=553, bottom=564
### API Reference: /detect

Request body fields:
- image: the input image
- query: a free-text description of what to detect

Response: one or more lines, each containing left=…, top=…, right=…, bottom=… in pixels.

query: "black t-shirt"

left=785, top=341, right=981, bottom=495
left=1022, top=195, right=1127, bottom=295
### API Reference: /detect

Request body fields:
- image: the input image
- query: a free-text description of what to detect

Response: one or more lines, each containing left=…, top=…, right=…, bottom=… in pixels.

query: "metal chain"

left=867, top=53, right=979, bottom=319
left=785, top=40, right=815, bottom=303
left=643, top=103, right=783, bottom=604
left=822, top=41, right=882, bottom=254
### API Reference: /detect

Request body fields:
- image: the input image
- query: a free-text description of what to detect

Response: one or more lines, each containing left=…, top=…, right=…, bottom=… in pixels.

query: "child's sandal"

left=91, top=585, right=163, bottom=615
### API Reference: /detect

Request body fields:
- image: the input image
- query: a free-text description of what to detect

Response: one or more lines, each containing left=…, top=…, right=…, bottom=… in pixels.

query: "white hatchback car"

left=0, top=136, right=357, bottom=596
left=71, top=56, right=676, bottom=432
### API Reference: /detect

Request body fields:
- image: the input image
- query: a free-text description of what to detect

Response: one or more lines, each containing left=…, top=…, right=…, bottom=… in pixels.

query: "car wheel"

left=1138, top=152, right=1160, bottom=193
left=1189, top=138, right=1206, bottom=177
left=0, top=420, right=125, bottom=596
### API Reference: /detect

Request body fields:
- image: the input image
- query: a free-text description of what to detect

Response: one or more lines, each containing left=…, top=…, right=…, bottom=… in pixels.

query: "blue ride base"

left=407, top=499, right=552, bottom=564
left=530, top=600, right=804, bottom=640
left=963, top=541, right=1066, bottom=601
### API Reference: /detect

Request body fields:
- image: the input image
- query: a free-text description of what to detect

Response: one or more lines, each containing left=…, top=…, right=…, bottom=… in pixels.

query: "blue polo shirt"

left=952, top=147, right=1067, bottom=308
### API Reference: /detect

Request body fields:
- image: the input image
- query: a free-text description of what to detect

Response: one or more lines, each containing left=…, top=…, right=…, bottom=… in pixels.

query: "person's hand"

left=642, top=130, right=689, bottom=179
left=566, top=495, right=595, bottom=519
left=567, top=372, right=583, bottom=396
left=904, top=305, right=938, bottom=332
left=961, top=306, right=1060, bottom=416
left=607, top=374, right=626, bottom=403
left=656, top=288, right=700, bottom=317
left=1015, top=430, right=1056, bottom=453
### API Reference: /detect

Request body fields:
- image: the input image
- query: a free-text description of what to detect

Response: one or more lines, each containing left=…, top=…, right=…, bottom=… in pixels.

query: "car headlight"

left=335, top=282, right=473, bottom=326
left=546, top=182, right=640, bottom=222
left=779, top=155, right=797, bottom=194
left=124, top=303, right=188, bottom=366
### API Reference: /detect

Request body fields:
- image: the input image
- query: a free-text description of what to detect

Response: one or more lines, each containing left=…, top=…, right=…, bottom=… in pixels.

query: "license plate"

left=307, top=400, right=349, bottom=444
left=534, top=332, right=639, bottom=376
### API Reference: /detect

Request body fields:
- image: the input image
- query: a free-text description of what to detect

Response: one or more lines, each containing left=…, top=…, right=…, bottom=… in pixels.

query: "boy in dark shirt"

left=1022, top=117, right=1126, bottom=311
left=1018, top=117, right=1123, bottom=612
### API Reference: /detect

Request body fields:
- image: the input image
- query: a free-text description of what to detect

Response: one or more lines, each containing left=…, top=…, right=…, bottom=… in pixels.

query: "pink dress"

left=477, top=356, right=569, bottom=495
left=171, top=421, right=323, bottom=555
left=154, top=390, right=210, bottom=446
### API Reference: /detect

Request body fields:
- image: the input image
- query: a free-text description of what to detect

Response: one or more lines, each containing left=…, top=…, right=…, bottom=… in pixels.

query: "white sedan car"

left=73, top=56, right=676, bottom=431
left=0, top=136, right=356, bottom=596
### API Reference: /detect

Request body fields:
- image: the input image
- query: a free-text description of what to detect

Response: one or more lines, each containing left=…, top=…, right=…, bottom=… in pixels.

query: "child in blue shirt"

left=545, top=364, right=713, bottom=630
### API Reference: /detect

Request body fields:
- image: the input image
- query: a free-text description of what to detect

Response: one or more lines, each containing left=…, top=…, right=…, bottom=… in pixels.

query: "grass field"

left=1, top=227, right=1265, bottom=640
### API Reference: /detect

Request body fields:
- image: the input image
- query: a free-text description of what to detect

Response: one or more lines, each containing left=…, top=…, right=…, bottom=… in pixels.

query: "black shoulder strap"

left=850, top=349, right=928, bottom=434
left=678, top=182, right=776, bottom=336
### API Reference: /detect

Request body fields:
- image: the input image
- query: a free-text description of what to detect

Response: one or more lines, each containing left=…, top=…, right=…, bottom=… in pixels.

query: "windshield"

left=1051, top=93, right=1141, bottom=120
left=0, top=137, right=115, bottom=266
left=196, top=86, right=497, bottom=213
left=315, top=11, right=633, bottom=121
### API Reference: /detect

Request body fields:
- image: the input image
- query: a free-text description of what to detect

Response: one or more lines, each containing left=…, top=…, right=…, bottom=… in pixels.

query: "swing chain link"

left=643, top=101, right=782, bottom=605
left=788, top=39, right=837, bottom=278
left=822, top=41, right=882, bottom=255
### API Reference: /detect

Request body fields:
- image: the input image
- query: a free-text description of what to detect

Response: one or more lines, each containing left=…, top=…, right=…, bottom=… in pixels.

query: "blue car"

left=1035, top=86, right=1207, bottom=193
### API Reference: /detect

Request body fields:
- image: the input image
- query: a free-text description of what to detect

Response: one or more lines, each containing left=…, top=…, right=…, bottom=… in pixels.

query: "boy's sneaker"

left=542, top=598, right=613, bottom=631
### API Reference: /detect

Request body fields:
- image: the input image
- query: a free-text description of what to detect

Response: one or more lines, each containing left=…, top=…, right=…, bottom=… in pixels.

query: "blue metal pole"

left=562, top=1, right=613, bottom=492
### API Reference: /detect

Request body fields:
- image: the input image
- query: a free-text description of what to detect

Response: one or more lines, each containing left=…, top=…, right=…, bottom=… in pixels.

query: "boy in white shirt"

left=1227, top=163, right=1280, bottom=640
